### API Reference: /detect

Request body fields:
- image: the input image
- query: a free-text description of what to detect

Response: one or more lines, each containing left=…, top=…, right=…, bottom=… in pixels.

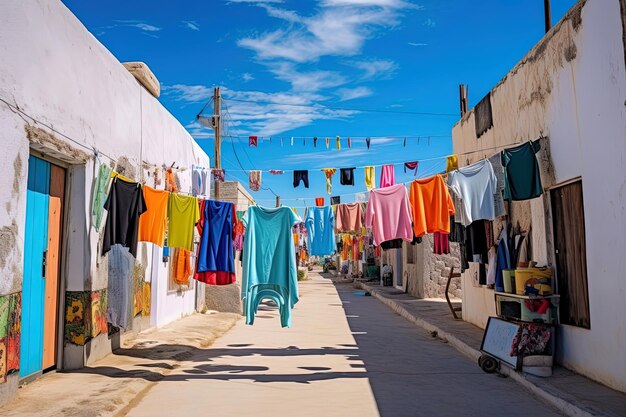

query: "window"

left=550, top=180, right=590, bottom=328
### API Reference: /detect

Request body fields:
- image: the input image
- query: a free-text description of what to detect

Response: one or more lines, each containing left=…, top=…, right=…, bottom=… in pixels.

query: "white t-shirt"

left=447, top=159, right=497, bottom=226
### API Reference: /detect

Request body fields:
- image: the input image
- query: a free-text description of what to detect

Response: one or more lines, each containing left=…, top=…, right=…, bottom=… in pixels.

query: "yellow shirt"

left=138, top=186, right=169, bottom=246
left=167, top=194, right=199, bottom=251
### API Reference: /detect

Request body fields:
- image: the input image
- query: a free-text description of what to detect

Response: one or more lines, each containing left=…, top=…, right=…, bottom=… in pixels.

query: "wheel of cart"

left=478, top=354, right=500, bottom=373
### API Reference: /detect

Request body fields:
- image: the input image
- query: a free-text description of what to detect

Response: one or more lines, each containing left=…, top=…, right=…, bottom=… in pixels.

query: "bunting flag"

left=249, top=136, right=258, bottom=147
left=348, top=137, right=352, bottom=148
left=364, top=166, right=375, bottom=191
left=446, top=154, right=458, bottom=172
left=366, top=137, right=371, bottom=149
left=212, top=168, right=225, bottom=182
left=325, top=137, right=330, bottom=149
left=404, top=161, right=419, bottom=176
left=330, top=196, right=341, bottom=205
left=290, top=136, right=294, bottom=146
left=321, top=168, right=336, bottom=195
left=403, top=137, right=406, bottom=147
left=336, top=136, right=341, bottom=150
left=249, top=170, right=261, bottom=191
left=314, top=137, right=318, bottom=147
left=269, top=170, right=284, bottom=175
left=315, top=197, right=325, bottom=207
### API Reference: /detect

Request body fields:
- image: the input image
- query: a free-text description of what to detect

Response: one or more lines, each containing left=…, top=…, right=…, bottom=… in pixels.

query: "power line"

left=223, top=97, right=458, bottom=117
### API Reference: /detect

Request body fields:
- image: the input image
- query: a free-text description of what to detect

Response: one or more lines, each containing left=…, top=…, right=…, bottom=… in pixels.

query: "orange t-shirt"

left=138, top=186, right=169, bottom=246
left=173, top=248, right=192, bottom=285
left=409, top=174, right=455, bottom=237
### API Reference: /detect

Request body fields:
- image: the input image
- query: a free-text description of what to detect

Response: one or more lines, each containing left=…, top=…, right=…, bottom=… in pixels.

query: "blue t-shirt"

left=197, top=200, right=235, bottom=274
left=305, top=206, right=336, bottom=256
left=448, top=159, right=497, bottom=226
left=242, top=206, right=299, bottom=327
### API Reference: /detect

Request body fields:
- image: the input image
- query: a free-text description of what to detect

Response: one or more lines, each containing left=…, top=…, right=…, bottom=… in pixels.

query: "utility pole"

left=213, top=86, right=221, bottom=200
left=544, top=0, right=552, bottom=33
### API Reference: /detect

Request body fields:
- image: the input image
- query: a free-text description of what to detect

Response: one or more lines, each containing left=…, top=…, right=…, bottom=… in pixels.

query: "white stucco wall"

left=0, top=0, right=210, bottom=373
left=451, top=0, right=626, bottom=392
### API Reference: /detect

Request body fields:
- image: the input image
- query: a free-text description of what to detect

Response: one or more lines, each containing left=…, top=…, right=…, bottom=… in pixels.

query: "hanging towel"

left=167, top=193, right=200, bottom=251
left=241, top=207, right=300, bottom=327
left=336, top=136, right=341, bottom=150
left=380, top=164, right=395, bottom=188
left=502, top=139, right=543, bottom=201
left=364, top=166, right=375, bottom=191
left=404, top=161, right=419, bottom=176
left=322, top=168, right=336, bottom=195
left=314, top=137, right=318, bottom=147
left=315, top=197, right=325, bottom=207
left=446, top=155, right=458, bottom=172
left=293, top=170, right=309, bottom=188
left=330, top=196, right=341, bottom=205
left=269, top=169, right=284, bottom=175
left=138, top=186, right=169, bottom=246
left=340, top=167, right=355, bottom=186
left=102, top=178, right=147, bottom=257
left=249, top=170, right=262, bottom=191
left=92, top=162, right=112, bottom=231
left=249, top=136, right=258, bottom=147
left=212, top=169, right=225, bottom=182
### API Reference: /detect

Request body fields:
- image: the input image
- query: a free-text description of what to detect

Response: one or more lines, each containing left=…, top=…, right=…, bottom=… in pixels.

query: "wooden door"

left=20, top=156, right=50, bottom=378
left=42, top=164, right=65, bottom=369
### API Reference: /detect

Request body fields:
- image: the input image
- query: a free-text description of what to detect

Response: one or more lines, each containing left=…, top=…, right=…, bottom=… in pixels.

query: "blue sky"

left=63, top=0, right=576, bottom=213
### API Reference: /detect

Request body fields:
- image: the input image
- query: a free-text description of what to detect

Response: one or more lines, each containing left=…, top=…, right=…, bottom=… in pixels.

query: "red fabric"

left=249, top=136, right=258, bottom=147
left=315, top=197, right=325, bottom=206
left=433, top=232, right=450, bottom=255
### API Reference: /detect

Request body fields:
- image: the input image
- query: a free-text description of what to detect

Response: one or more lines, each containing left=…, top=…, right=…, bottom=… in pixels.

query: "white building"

left=452, top=0, right=626, bottom=392
left=0, top=0, right=210, bottom=404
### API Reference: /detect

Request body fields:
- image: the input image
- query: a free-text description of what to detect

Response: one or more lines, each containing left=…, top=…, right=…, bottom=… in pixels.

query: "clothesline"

left=218, top=134, right=452, bottom=141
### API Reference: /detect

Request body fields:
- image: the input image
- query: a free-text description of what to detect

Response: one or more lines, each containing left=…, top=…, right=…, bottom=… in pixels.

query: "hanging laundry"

left=447, top=159, right=497, bottom=226
left=365, top=184, right=413, bottom=246
left=195, top=200, right=236, bottom=285
left=335, top=203, right=364, bottom=233
left=340, top=167, right=355, bottom=186
left=167, top=193, right=200, bottom=251
left=173, top=248, right=192, bottom=285
left=354, top=191, right=370, bottom=203
left=315, top=197, right=325, bottom=207
left=502, top=139, right=543, bottom=200
left=241, top=206, right=300, bottom=327
left=269, top=169, right=284, bottom=175
left=364, top=166, right=375, bottom=191
left=249, top=135, right=258, bottom=147
left=138, top=186, right=169, bottom=246
left=404, top=161, right=419, bottom=176
left=305, top=206, right=337, bottom=256
left=336, top=136, right=341, bottom=150
left=380, top=164, right=395, bottom=188
left=249, top=170, right=262, bottom=192
left=313, top=137, right=318, bottom=147
left=488, top=154, right=507, bottom=217
left=102, top=177, right=147, bottom=257
left=408, top=174, right=455, bottom=237
left=433, top=232, right=450, bottom=255
left=321, top=168, right=336, bottom=195
left=92, top=162, right=112, bottom=231
left=330, top=196, right=341, bottom=205
left=233, top=209, right=245, bottom=252
left=494, top=224, right=511, bottom=292
left=381, top=239, right=403, bottom=250
left=403, top=137, right=407, bottom=147
left=212, top=168, right=225, bottom=182
left=165, top=167, right=178, bottom=192
left=293, top=170, right=309, bottom=188
left=348, top=137, right=352, bottom=148
left=466, top=220, right=489, bottom=284
left=107, top=244, right=134, bottom=329
left=486, top=246, right=497, bottom=286
left=325, top=137, right=330, bottom=149
left=446, top=155, right=458, bottom=172
left=290, top=136, right=294, bottom=146
left=192, top=167, right=208, bottom=197
left=366, top=137, right=371, bottom=149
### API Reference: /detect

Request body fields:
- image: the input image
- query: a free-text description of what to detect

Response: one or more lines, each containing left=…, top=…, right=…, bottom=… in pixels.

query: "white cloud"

left=321, top=0, right=421, bottom=8
left=114, top=20, right=161, bottom=32
left=350, top=59, right=398, bottom=80
left=258, top=4, right=302, bottom=22
left=242, top=72, right=255, bottom=82
left=162, top=84, right=214, bottom=102
left=336, top=86, right=373, bottom=101
left=268, top=62, right=347, bottom=91
left=182, top=20, right=200, bottom=31
left=423, top=18, right=436, bottom=27
left=408, top=42, right=427, bottom=46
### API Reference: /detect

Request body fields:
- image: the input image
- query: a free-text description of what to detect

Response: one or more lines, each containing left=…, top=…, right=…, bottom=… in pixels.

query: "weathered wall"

left=451, top=0, right=626, bottom=392
left=0, top=0, right=210, bottom=398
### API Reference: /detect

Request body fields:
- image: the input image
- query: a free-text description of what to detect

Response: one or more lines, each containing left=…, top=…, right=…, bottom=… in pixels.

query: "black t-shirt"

left=102, top=178, right=147, bottom=257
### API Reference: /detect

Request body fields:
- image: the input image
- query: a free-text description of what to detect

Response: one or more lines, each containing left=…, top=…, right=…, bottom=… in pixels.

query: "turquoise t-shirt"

left=241, top=206, right=299, bottom=327
left=305, top=206, right=336, bottom=256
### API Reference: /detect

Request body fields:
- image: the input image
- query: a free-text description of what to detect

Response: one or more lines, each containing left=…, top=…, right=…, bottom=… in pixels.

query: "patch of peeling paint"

left=12, top=155, right=21, bottom=198
left=0, top=221, right=18, bottom=270
left=25, top=124, right=90, bottom=163
left=115, top=156, right=137, bottom=180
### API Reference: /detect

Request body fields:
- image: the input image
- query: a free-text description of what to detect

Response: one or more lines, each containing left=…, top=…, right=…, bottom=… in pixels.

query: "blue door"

left=20, top=155, right=50, bottom=378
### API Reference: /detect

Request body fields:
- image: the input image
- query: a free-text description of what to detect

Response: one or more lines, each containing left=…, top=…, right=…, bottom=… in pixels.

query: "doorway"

left=20, top=155, right=66, bottom=379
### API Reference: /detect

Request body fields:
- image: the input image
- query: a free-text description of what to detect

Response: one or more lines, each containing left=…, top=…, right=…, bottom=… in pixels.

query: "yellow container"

left=515, top=267, right=553, bottom=295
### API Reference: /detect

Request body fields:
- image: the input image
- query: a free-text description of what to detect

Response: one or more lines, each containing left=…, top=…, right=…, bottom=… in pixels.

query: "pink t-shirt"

left=365, top=183, right=413, bottom=246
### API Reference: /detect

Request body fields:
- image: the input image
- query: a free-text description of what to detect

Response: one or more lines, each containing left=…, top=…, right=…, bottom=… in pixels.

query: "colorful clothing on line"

left=364, top=166, right=375, bottom=191
left=195, top=200, right=236, bottom=285
left=447, top=159, right=497, bottom=226
left=249, top=170, right=261, bottom=192
left=212, top=169, right=225, bottom=182
left=322, top=168, right=337, bottom=195
left=102, top=178, right=147, bottom=257
left=138, top=186, right=169, bottom=246
left=330, top=196, right=341, bottom=205
left=365, top=184, right=413, bottom=246
left=502, top=139, right=543, bottom=201
left=380, top=164, right=395, bottom=188
left=366, top=137, right=371, bottom=149
left=269, top=170, right=284, bottom=175
left=165, top=168, right=177, bottom=192
left=336, top=136, right=341, bottom=150
left=293, top=170, right=309, bottom=188
left=249, top=136, right=258, bottom=147
left=173, top=248, right=192, bottom=285
left=404, top=161, right=419, bottom=176
left=433, top=232, right=450, bottom=255
left=325, top=137, right=330, bottom=149
left=409, top=174, right=455, bottom=237
left=446, top=155, right=458, bottom=172
left=335, top=203, right=364, bottom=233
left=315, top=197, right=325, bottom=207
left=192, top=168, right=208, bottom=197
left=92, top=162, right=112, bottom=230
left=340, top=167, right=355, bottom=186
left=305, top=206, right=336, bottom=256
left=167, top=193, right=200, bottom=251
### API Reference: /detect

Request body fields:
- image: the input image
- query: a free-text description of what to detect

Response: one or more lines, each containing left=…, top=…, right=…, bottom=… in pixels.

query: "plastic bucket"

left=515, top=267, right=553, bottom=295
left=502, top=269, right=516, bottom=294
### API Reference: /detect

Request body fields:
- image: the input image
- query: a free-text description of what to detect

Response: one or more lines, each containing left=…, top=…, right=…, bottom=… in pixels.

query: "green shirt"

left=502, top=140, right=543, bottom=201
left=167, top=194, right=199, bottom=251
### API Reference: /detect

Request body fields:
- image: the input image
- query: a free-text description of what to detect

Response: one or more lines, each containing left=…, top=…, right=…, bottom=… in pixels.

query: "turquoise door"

left=20, top=155, right=50, bottom=378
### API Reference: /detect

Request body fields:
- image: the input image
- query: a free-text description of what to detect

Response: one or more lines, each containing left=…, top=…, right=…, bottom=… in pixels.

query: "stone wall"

left=421, top=235, right=462, bottom=299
